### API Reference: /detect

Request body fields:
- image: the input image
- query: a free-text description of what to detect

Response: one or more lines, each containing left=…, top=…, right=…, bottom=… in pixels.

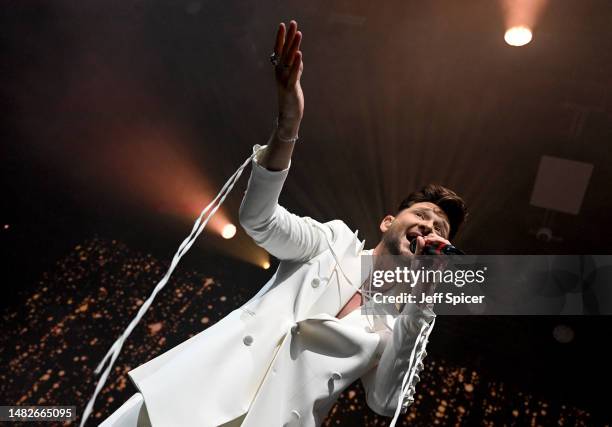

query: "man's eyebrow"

left=416, top=207, right=450, bottom=234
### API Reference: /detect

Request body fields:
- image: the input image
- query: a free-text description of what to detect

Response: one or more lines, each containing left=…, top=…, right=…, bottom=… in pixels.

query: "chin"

left=399, top=248, right=413, bottom=258
left=401, top=239, right=414, bottom=256
left=383, top=235, right=412, bottom=257
left=396, top=241, right=413, bottom=258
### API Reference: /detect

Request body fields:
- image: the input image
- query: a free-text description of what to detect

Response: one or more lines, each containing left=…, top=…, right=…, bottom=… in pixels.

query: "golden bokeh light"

left=221, top=223, right=237, bottom=239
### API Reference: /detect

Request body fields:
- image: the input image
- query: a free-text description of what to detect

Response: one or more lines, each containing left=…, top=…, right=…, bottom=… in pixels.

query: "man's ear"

left=379, top=215, right=395, bottom=233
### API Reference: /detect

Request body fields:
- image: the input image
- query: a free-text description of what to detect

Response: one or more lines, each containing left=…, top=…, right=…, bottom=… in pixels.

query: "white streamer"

left=79, top=149, right=260, bottom=427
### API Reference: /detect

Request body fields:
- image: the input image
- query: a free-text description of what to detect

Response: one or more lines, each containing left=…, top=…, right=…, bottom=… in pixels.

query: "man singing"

left=101, top=19, right=467, bottom=427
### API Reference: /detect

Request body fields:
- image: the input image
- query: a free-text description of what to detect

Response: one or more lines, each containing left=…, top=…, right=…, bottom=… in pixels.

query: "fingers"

left=274, top=23, right=286, bottom=56
left=414, top=236, right=447, bottom=271
left=288, top=51, right=303, bottom=86
left=415, top=236, right=449, bottom=255
left=285, top=31, right=302, bottom=67
left=274, top=20, right=303, bottom=87
left=424, top=235, right=451, bottom=247
left=282, top=20, right=298, bottom=65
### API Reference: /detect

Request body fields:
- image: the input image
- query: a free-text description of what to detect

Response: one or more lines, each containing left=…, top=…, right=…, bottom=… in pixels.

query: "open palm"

left=273, top=20, right=304, bottom=125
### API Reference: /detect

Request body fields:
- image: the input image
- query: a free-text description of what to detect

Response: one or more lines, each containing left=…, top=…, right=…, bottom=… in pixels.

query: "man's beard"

left=381, top=226, right=404, bottom=256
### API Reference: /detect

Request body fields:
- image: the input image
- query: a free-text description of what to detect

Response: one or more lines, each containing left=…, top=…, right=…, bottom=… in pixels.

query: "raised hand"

left=272, top=20, right=304, bottom=138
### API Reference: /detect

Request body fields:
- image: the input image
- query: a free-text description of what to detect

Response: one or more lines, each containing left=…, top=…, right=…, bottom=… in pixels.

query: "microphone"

left=410, top=238, right=465, bottom=255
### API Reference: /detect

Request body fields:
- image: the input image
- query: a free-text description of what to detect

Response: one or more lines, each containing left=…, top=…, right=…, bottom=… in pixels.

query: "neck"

left=371, top=241, right=396, bottom=273
left=372, top=240, right=387, bottom=257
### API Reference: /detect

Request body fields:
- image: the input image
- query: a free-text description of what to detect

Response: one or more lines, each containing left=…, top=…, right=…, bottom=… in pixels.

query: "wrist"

left=278, top=110, right=301, bottom=128
left=276, top=115, right=301, bottom=142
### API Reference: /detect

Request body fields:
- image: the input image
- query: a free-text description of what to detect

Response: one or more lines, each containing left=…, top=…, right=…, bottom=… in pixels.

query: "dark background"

left=1, top=0, right=611, bottom=425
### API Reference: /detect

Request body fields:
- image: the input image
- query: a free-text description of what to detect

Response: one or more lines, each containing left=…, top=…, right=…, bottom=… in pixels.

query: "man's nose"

left=418, top=221, right=435, bottom=236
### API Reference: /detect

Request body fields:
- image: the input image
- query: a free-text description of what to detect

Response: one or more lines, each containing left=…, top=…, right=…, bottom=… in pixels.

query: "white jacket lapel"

left=306, top=230, right=367, bottom=317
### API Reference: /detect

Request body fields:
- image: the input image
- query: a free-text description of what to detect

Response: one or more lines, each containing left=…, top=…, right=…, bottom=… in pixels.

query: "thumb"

left=416, top=236, right=426, bottom=254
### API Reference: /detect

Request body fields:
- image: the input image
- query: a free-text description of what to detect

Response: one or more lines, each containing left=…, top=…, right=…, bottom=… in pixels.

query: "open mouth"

left=405, top=232, right=422, bottom=254
left=405, top=232, right=422, bottom=242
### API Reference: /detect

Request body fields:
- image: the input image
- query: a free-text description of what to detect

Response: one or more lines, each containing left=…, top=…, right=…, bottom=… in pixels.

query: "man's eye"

left=415, top=212, right=424, bottom=219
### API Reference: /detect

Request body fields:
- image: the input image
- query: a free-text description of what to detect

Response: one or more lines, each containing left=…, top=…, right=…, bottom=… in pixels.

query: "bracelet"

left=275, top=117, right=299, bottom=143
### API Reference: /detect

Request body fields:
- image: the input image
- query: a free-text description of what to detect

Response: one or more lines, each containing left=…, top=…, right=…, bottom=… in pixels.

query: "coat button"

left=311, top=277, right=320, bottom=288
left=243, top=335, right=254, bottom=346
left=331, top=371, right=342, bottom=381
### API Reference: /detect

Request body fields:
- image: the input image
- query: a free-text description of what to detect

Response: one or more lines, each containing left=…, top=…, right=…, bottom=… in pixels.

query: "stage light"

left=501, top=0, right=547, bottom=47
left=3, top=224, right=9, bottom=230
left=504, top=26, right=532, bottom=46
left=262, top=261, right=271, bottom=270
left=552, top=324, right=574, bottom=343
left=221, top=224, right=237, bottom=239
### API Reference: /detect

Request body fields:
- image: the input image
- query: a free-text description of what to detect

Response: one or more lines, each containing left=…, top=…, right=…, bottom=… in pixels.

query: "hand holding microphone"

left=409, top=235, right=463, bottom=277
left=410, top=235, right=465, bottom=255
left=408, top=235, right=463, bottom=309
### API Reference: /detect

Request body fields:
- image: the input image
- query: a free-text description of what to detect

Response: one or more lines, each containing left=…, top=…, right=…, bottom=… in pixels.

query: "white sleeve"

left=360, top=304, right=436, bottom=420
left=238, top=145, right=332, bottom=263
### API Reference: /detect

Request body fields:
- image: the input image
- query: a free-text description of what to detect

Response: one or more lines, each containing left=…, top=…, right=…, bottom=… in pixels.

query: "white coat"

left=100, top=145, right=435, bottom=427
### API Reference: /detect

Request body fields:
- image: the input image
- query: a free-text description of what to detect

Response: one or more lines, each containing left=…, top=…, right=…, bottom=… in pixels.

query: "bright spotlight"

left=262, top=261, right=271, bottom=270
left=504, top=26, right=533, bottom=46
left=221, top=224, right=237, bottom=239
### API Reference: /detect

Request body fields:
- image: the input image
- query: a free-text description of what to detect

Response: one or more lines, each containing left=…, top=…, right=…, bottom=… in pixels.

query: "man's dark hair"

left=398, top=183, right=468, bottom=240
